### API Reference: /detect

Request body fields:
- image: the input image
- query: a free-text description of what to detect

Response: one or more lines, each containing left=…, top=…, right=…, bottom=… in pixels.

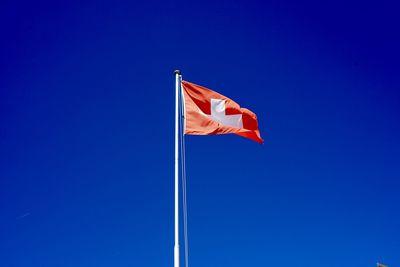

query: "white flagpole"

left=174, top=69, right=181, bottom=267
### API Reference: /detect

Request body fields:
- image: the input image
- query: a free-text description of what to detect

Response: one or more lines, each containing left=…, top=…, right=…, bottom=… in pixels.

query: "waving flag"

left=181, top=80, right=263, bottom=144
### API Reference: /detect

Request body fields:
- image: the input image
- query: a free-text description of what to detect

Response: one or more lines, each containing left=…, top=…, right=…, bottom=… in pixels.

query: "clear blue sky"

left=1, top=1, right=399, bottom=266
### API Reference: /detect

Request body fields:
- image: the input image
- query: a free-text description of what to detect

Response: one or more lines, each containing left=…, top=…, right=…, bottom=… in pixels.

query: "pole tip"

left=174, top=70, right=181, bottom=75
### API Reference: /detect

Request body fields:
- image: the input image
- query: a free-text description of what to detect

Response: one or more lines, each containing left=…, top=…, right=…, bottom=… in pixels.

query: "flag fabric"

left=181, top=80, right=263, bottom=144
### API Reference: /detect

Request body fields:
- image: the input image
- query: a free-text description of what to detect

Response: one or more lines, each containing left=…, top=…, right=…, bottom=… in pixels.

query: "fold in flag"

left=181, top=80, right=263, bottom=144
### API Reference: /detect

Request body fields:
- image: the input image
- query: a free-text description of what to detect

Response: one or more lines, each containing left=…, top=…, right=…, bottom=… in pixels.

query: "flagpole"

left=174, top=69, right=181, bottom=267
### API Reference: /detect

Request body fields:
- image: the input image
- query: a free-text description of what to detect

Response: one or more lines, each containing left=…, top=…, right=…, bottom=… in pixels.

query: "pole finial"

left=174, top=70, right=181, bottom=75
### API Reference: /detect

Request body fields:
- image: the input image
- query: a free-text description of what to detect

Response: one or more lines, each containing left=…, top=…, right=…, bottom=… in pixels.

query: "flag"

left=181, top=80, right=263, bottom=144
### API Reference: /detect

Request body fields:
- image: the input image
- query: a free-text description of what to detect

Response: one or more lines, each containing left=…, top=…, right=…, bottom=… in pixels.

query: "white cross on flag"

left=181, top=80, right=263, bottom=143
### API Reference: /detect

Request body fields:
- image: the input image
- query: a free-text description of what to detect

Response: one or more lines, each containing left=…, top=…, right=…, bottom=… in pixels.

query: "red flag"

left=182, top=80, right=263, bottom=144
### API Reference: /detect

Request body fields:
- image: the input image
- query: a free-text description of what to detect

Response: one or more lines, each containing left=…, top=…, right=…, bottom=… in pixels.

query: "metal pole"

left=174, top=70, right=181, bottom=267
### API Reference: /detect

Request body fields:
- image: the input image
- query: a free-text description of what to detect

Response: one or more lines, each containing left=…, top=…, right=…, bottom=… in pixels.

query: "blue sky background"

left=1, top=0, right=399, bottom=266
